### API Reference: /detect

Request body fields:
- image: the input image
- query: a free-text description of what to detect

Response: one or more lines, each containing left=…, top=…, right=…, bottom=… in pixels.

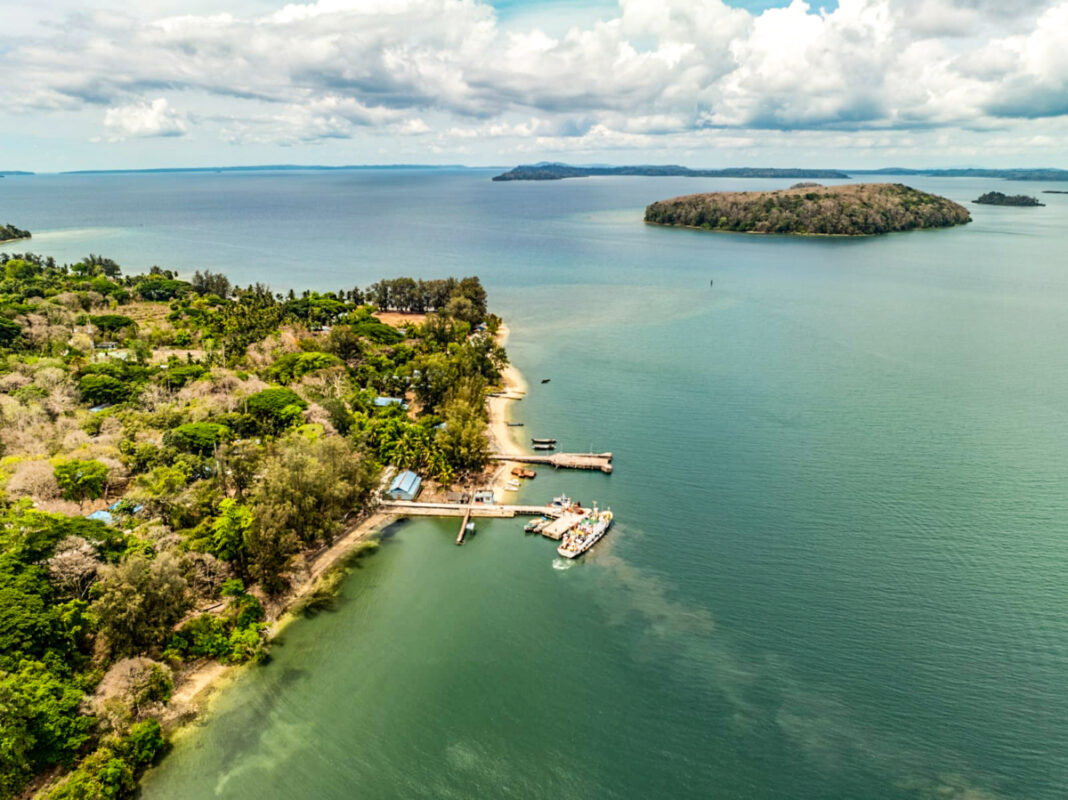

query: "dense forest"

left=644, top=183, right=971, bottom=236
left=492, top=163, right=849, bottom=181
left=0, top=253, right=505, bottom=798
left=0, top=224, right=31, bottom=242
left=973, top=191, right=1044, bottom=207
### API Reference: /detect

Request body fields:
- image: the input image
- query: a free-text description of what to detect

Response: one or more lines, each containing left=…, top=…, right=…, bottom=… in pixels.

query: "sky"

left=1, top=0, right=1066, bottom=172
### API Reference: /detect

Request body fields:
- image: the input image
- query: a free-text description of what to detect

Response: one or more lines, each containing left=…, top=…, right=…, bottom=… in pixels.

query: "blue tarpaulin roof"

left=85, top=510, right=115, bottom=525
left=388, top=470, right=421, bottom=496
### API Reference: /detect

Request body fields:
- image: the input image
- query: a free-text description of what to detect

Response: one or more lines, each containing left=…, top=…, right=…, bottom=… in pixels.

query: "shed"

left=387, top=470, right=422, bottom=501
left=373, top=396, right=409, bottom=410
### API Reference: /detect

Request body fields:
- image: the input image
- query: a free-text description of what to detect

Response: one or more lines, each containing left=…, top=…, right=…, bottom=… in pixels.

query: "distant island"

left=644, top=183, right=970, bottom=236
left=0, top=223, right=31, bottom=242
left=492, top=163, right=849, bottom=181
left=973, top=192, right=1044, bottom=206
left=852, top=168, right=1068, bottom=182
left=491, top=163, right=1068, bottom=183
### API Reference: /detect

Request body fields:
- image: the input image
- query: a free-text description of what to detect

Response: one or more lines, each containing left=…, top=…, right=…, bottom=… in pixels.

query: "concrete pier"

left=489, top=452, right=613, bottom=473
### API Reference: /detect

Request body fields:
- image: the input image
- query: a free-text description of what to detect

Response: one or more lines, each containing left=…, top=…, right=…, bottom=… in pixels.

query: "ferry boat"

left=556, top=507, right=613, bottom=559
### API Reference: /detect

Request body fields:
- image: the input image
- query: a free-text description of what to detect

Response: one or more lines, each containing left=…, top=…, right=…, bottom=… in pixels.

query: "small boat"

left=504, top=480, right=521, bottom=491
left=465, top=521, right=475, bottom=532
left=511, top=467, right=536, bottom=479
left=541, top=378, right=551, bottom=384
left=551, top=494, right=571, bottom=507
left=533, top=443, right=555, bottom=451
left=531, top=438, right=556, bottom=445
left=506, top=422, right=524, bottom=427
left=524, top=519, right=542, bottom=533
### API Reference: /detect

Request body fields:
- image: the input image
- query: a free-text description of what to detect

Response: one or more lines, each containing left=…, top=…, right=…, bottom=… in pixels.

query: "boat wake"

left=552, top=558, right=576, bottom=571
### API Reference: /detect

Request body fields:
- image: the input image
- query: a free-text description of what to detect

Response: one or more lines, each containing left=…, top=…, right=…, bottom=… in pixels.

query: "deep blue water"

left=4, top=170, right=1067, bottom=799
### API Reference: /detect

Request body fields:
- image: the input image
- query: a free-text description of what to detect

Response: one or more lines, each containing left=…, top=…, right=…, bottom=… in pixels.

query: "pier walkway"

left=489, top=452, right=613, bottom=473
left=380, top=500, right=564, bottom=519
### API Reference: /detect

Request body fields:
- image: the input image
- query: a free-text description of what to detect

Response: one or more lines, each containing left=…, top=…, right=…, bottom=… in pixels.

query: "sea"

left=4, top=169, right=1067, bottom=799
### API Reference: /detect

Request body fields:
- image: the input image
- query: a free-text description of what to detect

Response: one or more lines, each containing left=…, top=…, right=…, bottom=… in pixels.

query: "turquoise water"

left=4, top=171, right=1067, bottom=798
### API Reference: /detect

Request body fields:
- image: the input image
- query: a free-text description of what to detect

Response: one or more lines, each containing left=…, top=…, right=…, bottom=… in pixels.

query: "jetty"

left=490, top=452, right=613, bottom=473
left=380, top=500, right=564, bottom=519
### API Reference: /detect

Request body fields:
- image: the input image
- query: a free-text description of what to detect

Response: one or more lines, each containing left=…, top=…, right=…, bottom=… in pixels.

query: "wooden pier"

left=490, top=452, right=613, bottom=473
left=456, top=506, right=473, bottom=545
left=380, top=500, right=564, bottom=519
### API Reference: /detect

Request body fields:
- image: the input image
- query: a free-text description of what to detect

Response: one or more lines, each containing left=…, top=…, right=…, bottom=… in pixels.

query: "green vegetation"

left=0, top=251, right=506, bottom=798
left=0, top=224, right=31, bottom=243
left=973, top=191, right=1044, bottom=207
left=644, top=183, right=971, bottom=236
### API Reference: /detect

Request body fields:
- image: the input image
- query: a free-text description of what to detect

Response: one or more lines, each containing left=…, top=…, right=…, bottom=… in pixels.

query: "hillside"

left=644, top=183, right=971, bottom=236
left=492, top=163, right=849, bottom=181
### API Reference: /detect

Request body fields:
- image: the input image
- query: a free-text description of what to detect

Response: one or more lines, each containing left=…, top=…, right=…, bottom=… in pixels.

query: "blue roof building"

left=386, top=470, right=422, bottom=501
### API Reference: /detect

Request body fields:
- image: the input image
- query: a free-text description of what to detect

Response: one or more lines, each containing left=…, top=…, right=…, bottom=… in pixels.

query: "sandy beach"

left=486, top=323, right=530, bottom=492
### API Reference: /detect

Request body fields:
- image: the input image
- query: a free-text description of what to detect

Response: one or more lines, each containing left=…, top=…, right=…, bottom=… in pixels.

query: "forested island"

left=973, top=191, right=1044, bottom=206
left=0, top=254, right=506, bottom=799
left=0, top=224, right=31, bottom=242
left=644, top=183, right=971, bottom=236
left=492, top=163, right=849, bottom=181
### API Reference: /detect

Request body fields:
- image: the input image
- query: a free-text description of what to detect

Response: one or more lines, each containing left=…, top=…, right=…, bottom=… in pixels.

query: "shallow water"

left=5, top=170, right=1067, bottom=798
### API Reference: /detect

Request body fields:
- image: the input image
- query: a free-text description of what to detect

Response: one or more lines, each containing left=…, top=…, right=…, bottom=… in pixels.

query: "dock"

left=380, top=500, right=564, bottom=519
left=490, top=452, right=613, bottom=473
left=456, top=506, right=473, bottom=544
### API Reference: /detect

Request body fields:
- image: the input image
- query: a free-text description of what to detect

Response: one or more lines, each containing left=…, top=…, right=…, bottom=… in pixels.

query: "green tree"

left=211, top=499, right=252, bottom=566
left=78, top=374, right=129, bottom=405
left=54, top=460, right=110, bottom=504
left=92, top=553, right=190, bottom=657
left=163, top=422, right=232, bottom=455
left=245, top=387, right=307, bottom=434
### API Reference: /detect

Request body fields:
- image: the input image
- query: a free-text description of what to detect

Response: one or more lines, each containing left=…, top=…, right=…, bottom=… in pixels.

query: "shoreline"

left=160, top=510, right=396, bottom=730
left=158, top=322, right=531, bottom=733
left=486, top=322, right=529, bottom=493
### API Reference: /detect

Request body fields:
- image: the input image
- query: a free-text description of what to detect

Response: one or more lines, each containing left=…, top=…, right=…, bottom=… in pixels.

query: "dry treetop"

left=644, top=183, right=971, bottom=236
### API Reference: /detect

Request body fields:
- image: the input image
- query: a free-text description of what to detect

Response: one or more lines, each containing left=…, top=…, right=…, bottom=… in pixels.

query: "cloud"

left=103, top=98, right=188, bottom=140
left=2, top=0, right=1068, bottom=153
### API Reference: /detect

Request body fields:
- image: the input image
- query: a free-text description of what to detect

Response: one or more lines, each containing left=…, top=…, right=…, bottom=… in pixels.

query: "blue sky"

left=0, top=0, right=1065, bottom=172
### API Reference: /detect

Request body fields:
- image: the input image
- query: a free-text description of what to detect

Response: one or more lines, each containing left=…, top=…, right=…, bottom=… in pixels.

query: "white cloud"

left=103, top=98, right=188, bottom=140
left=1, top=0, right=1068, bottom=159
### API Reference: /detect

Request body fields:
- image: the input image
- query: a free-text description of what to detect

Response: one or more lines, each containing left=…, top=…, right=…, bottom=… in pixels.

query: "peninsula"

left=973, top=191, right=1044, bottom=206
left=492, top=163, right=849, bottom=181
left=0, top=258, right=512, bottom=799
left=0, top=223, right=31, bottom=242
left=644, top=183, right=970, bottom=236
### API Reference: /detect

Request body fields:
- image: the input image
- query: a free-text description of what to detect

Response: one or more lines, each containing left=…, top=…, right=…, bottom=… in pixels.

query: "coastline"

left=160, top=510, right=395, bottom=730
left=158, top=321, right=530, bottom=734
left=486, top=322, right=529, bottom=493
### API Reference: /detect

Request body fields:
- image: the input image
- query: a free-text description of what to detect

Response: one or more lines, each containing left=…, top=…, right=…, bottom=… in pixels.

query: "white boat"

left=556, top=507, right=613, bottom=559
left=504, top=480, right=521, bottom=491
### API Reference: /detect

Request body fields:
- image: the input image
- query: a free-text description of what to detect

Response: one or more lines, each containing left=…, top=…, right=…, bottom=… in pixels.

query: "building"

left=373, top=396, right=409, bottom=410
left=386, top=470, right=422, bottom=500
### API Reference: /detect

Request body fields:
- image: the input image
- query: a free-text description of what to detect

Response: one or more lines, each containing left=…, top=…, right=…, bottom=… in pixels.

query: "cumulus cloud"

left=1, top=0, right=1067, bottom=153
left=103, top=98, right=188, bottom=140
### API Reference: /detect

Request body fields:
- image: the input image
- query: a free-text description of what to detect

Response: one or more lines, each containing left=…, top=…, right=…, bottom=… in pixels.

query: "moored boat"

left=533, top=443, right=555, bottom=451
left=556, top=507, right=613, bottom=559
left=531, top=437, right=556, bottom=444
